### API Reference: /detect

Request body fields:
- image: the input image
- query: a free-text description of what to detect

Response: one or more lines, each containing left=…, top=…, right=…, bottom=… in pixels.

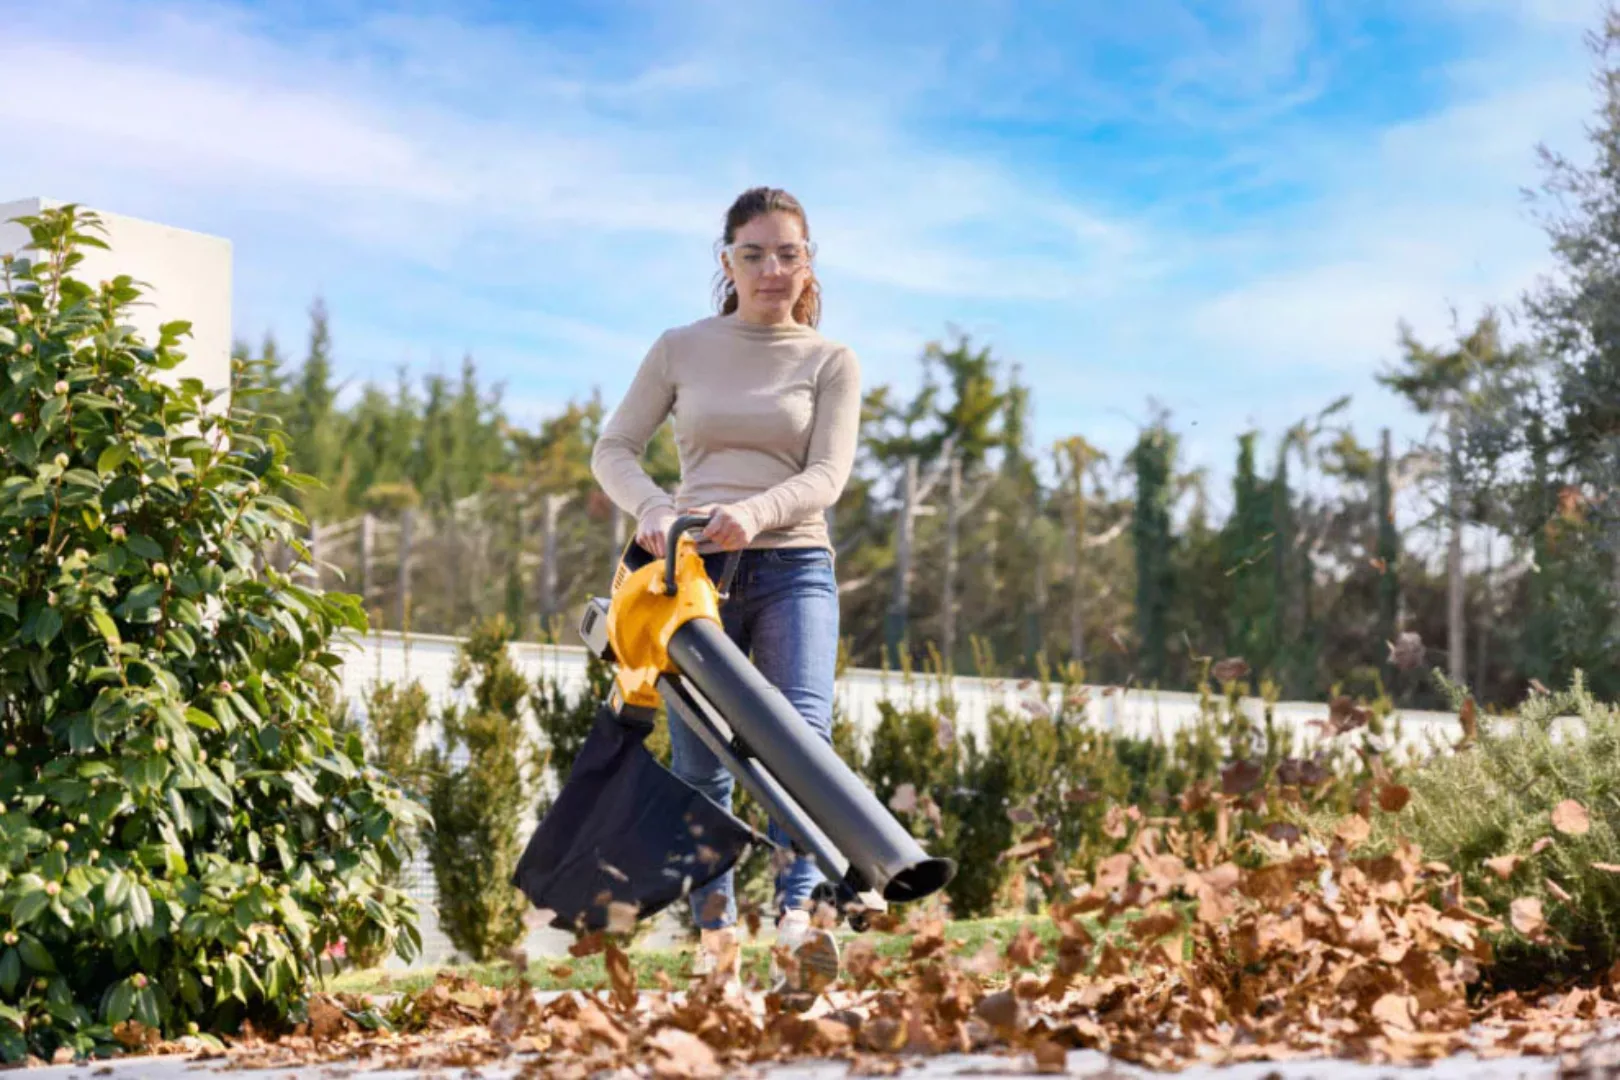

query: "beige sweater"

left=591, top=314, right=861, bottom=551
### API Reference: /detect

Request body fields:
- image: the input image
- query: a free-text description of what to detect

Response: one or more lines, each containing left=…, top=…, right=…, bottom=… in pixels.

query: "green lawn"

left=327, top=915, right=1068, bottom=996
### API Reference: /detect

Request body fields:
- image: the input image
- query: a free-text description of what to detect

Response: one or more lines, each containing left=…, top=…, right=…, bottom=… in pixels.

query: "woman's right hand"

left=636, top=506, right=678, bottom=558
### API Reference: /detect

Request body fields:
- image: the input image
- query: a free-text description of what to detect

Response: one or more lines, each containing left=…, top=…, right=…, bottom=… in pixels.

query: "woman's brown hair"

left=711, top=186, right=821, bottom=327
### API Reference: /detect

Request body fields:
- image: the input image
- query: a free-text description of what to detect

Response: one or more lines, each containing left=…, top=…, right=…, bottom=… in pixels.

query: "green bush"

left=0, top=206, right=424, bottom=1061
left=1389, top=671, right=1620, bottom=984
left=529, top=651, right=613, bottom=810
left=423, top=615, right=539, bottom=963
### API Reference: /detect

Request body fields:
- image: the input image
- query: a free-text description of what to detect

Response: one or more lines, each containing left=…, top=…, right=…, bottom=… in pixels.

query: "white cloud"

left=0, top=0, right=1605, bottom=490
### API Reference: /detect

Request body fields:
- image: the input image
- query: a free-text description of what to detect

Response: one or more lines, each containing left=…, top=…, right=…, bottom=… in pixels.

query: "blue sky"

left=0, top=0, right=1604, bottom=513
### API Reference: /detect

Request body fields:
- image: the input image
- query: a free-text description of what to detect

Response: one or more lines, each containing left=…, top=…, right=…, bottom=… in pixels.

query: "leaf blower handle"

left=663, top=514, right=741, bottom=600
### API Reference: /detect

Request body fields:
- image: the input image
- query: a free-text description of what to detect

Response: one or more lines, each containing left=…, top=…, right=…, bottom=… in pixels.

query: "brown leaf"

left=1547, top=878, right=1574, bottom=904
left=1102, top=804, right=1128, bottom=839
left=1220, top=758, right=1263, bottom=795
left=308, top=995, right=348, bottom=1041
left=1277, top=757, right=1329, bottom=788
left=1372, top=992, right=1417, bottom=1031
left=1128, top=909, right=1183, bottom=944
left=1094, top=852, right=1132, bottom=893
left=1458, top=696, right=1479, bottom=746
left=1593, top=863, right=1620, bottom=874
left=1531, top=837, right=1554, bottom=856
left=1006, top=924, right=1047, bottom=968
left=1511, top=897, right=1546, bottom=938
left=998, top=834, right=1054, bottom=863
left=648, top=1028, right=721, bottom=1079
left=1484, top=855, right=1522, bottom=881
left=1388, top=631, right=1424, bottom=670
left=604, top=943, right=637, bottom=1011
left=1329, top=695, right=1373, bottom=734
left=606, top=902, right=639, bottom=935
left=1378, top=783, right=1412, bottom=813
left=1552, top=799, right=1591, bottom=836
left=1335, top=814, right=1372, bottom=849
left=974, top=990, right=1024, bottom=1033
left=1032, top=1038, right=1068, bottom=1074
left=1263, top=821, right=1302, bottom=845
left=569, top=932, right=607, bottom=958
left=961, top=939, right=1006, bottom=977
left=1211, top=657, right=1250, bottom=683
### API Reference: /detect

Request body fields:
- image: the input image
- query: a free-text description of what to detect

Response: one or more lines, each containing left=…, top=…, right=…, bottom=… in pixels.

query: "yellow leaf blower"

left=513, top=514, right=955, bottom=933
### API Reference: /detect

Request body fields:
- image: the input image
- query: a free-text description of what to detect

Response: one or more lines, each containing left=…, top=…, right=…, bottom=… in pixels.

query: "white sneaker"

left=770, top=909, right=839, bottom=997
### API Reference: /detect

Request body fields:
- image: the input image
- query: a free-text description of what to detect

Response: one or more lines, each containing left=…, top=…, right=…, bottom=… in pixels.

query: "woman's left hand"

left=698, top=504, right=756, bottom=550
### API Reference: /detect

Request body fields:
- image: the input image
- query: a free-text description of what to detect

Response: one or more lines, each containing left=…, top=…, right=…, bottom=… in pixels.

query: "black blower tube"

left=665, top=617, right=955, bottom=904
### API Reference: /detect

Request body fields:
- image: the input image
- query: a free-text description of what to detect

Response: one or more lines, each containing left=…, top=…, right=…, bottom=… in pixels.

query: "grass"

left=326, top=915, right=1068, bottom=996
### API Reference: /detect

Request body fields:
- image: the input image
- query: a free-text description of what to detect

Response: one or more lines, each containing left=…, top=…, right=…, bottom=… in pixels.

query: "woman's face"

left=723, top=210, right=812, bottom=325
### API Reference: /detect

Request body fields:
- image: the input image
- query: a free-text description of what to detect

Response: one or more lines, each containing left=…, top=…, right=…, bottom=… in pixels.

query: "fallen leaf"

left=648, top=1028, right=721, bottom=1079
left=888, top=783, right=917, bottom=814
left=1372, top=992, right=1417, bottom=1031
left=1531, top=837, right=1554, bottom=856
left=1593, top=863, right=1620, bottom=874
left=1547, top=878, right=1574, bottom=904
left=1211, top=657, right=1250, bottom=683
left=1552, top=799, right=1591, bottom=836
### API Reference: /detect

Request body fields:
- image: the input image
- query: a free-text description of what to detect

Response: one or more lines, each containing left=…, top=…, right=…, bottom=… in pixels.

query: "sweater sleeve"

left=591, top=334, right=678, bottom=522
left=733, top=346, right=862, bottom=537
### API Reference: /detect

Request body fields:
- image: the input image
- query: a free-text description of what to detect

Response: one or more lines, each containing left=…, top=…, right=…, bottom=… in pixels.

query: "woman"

left=590, top=187, right=860, bottom=994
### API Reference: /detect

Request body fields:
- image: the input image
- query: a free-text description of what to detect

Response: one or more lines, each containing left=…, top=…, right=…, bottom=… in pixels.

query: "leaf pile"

left=191, top=817, right=1620, bottom=1076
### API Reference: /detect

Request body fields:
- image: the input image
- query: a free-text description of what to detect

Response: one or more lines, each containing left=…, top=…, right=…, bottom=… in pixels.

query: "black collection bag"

left=511, top=697, right=763, bottom=933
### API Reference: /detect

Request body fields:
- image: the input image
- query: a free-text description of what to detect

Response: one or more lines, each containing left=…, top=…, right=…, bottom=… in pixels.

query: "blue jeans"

left=671, top=546, right=839, bottom=930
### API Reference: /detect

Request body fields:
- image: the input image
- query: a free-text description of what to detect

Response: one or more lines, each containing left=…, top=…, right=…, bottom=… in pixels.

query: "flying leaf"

left=1485, top=855, right=1522, bottom=880
left=1378, top=783, right=1411, bottom=813
left=1511, top=897, right=1546, bottom=938
left=1457, top=696, right=1479, bottom=746
left=1552, top=800, right=1590, bottom=836
left=888, top=783, right=917, bottom=814
left=1335, top=815, right=1372, bottom=848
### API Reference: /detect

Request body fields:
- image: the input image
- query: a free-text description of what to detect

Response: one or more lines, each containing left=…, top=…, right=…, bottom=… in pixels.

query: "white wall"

left=0, top=198, right=233, bottom=410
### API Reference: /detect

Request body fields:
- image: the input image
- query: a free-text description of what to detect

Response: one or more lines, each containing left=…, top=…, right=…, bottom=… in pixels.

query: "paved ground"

left=10, top=1046, right=1577, bottom=1078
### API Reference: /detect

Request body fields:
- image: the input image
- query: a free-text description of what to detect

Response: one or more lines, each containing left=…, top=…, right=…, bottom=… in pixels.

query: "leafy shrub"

left=423, top=615, right=540, bottom=963
left=1388, top=672, right=1620, bottom=983
left=0, top=206, right=424, bottom=1061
